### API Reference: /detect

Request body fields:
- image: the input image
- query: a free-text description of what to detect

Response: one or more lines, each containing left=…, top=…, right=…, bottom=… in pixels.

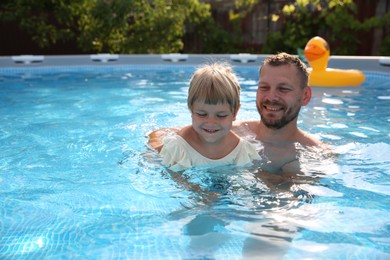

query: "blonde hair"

left=187, top=62, right=240, bottom=114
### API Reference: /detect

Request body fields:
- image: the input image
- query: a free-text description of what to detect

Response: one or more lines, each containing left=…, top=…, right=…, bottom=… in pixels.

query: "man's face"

left=256, top=64, right=310, bottom=129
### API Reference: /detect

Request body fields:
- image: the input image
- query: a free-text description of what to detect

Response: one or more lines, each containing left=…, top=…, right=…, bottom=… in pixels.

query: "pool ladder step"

left=230, top=53, right=258, bottom=63
left=12, top=55, right=44, bottom=64
left=161, top=53, right=189, bottom=62
left=90, top=54, right=119, bottom=62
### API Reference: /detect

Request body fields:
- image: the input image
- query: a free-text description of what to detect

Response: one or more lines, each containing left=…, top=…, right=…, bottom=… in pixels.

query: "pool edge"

left=0, top=54, right=389, bottom=73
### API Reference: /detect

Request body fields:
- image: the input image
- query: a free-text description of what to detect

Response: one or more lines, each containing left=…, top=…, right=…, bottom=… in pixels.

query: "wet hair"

left=187, top=62, right=240, bottom=114
left=260, top=52, right=309, bottom=88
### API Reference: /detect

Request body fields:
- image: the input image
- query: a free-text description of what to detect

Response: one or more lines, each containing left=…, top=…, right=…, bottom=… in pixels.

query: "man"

left=232, top=52, right=326, bottom=175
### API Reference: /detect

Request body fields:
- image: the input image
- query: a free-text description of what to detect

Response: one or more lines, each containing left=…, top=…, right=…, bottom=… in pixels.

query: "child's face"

left=191, top=101, right=236, bottom=144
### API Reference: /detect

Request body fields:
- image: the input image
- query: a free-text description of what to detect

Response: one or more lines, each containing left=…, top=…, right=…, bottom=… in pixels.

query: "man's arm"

left=148, top=120, right=257, bottom=152
left=147, top=127, right=181, bottom=152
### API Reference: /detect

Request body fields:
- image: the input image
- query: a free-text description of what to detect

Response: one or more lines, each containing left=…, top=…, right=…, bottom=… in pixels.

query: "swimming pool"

left=0, top=62, right=389, bottom=259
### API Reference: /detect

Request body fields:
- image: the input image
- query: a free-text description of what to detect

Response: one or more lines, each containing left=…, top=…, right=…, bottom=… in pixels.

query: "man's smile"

left=264, top=104, right=284, bottom=111
left=263, top=102, right=285, bottom=112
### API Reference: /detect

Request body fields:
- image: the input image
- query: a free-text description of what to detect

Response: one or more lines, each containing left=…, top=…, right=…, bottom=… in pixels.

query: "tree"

left=233, top=0, right=390, bottom=55
left=0, top=0, right=80, bottom=48
left=262, top=0, right=365, bottom=54
left=0, top=0, right=213, bottom=54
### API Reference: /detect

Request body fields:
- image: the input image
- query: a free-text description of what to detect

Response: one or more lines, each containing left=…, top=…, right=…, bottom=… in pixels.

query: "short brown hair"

left=260, top=52, right=308, bottom=88
left=187, top=62, right=241, bottom=114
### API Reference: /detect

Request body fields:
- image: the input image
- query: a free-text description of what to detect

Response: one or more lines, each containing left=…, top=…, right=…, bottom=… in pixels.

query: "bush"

left=261, top=0, right=389, bottom=55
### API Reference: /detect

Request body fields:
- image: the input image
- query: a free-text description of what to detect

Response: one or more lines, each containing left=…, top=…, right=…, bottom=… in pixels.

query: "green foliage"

left=1, top=0, right=388, bottom=54
left=234, top=0, right=259, bottom=18
left=0, top=0, right=81, bottom=48
left=260, top=0, right=357, bottom=54
left=79, top=0, right=205, bottom=53
left=188, top=18, right=238, bottom=53
left=379, top=34, right=390, bottom=56
left=0, top=0, right=212, bottom=54
left=261, top=0, right=390, bottom=55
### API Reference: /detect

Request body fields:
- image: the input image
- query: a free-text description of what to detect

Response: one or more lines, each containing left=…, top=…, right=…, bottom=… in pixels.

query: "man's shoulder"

left=298, top=130, right=322, bottom=146
left=298, top=130, right=332, bottom=152
left=233, top=120, right=259, bottom=138
left=233, top=120, right=259, bottom=130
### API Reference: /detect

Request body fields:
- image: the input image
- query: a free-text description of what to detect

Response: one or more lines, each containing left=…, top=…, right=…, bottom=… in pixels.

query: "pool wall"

left=0, top=54, right=389, bottom=72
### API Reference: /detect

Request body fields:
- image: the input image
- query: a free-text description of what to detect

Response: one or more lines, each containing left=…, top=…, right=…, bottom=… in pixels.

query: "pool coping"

left=0, top=54, right=389, bottom=73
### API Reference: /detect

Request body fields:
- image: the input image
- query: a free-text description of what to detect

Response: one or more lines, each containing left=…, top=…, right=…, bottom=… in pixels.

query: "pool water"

left=0, top=65, right=389, bottom=259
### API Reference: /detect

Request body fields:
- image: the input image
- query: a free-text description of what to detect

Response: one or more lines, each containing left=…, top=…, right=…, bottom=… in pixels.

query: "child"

left=150, top=62, right=260, bottom=171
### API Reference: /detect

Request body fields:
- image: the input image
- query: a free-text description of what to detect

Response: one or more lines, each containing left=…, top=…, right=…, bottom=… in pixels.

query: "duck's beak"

left=304, top=43, right=326, bottom=62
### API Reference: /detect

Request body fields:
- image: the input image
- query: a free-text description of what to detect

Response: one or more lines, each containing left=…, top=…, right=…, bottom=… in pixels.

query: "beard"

left=256, top=101, right=301, bottom=129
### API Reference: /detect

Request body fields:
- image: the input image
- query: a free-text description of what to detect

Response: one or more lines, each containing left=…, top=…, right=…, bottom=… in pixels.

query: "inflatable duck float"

left=304, top=36, right=365, bottom=87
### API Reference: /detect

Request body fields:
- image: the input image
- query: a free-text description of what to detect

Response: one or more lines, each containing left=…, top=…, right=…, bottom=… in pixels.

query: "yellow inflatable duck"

left=304, top=36, right=365, bottom=87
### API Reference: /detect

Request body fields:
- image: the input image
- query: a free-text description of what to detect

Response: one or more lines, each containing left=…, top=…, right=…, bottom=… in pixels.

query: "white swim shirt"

left=160, top=135, right=260, bottom=171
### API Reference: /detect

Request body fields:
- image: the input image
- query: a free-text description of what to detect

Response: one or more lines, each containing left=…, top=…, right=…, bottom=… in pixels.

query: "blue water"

left=0, top=65, right=389, bottom=259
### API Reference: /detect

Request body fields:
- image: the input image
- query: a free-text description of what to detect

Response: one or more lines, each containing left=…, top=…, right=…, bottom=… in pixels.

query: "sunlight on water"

left=0, top=67, right=389, bottom=259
